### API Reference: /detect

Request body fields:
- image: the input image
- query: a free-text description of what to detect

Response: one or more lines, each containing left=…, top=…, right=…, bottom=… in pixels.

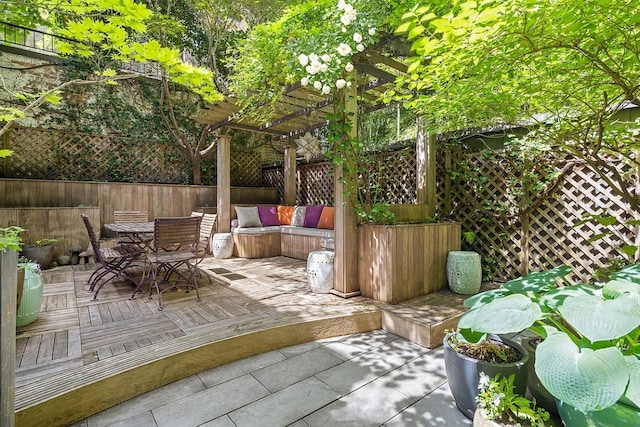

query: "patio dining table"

left=104, top=221, right=154, bottom=251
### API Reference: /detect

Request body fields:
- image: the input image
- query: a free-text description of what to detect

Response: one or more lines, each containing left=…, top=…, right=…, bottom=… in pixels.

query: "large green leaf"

left=610, top=264, right=640, bottom=284
left=463, top=287, right=508, bottom=309
left=502, top=265, right=571, bottom=293
left=458, top=293, right=541, bottom=334
left=540, top=284, right=597, bottom=310
left=603, top=280, right=640, bottom=303
left=559, top=294, right=640, bottom=342
left=535, top=332, right=628, bottom=412
left=624, top=356, right=640, bottom=408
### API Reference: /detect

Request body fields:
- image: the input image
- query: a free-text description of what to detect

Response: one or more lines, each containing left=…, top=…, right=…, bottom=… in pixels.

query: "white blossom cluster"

left=297, top=0, right=376, bottom=95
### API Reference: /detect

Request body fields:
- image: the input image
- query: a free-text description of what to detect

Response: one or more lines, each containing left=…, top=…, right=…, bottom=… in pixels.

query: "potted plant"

left=1, top=226, right=25, bottom=308
left=444, top=331, right=530, bottom=420
left=457, top=264, right=640, bottom=426
left=474, top=372, right=550, bottom=427
left=20, top=238, right=57, bottom=270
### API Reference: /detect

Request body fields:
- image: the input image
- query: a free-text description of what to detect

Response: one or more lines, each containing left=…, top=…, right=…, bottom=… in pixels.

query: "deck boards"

left=13, top=254, right=471, bottom=427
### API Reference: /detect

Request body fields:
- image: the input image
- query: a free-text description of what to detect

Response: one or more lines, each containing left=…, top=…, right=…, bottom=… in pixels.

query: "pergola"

left=196, top=36, right=439, bottom=297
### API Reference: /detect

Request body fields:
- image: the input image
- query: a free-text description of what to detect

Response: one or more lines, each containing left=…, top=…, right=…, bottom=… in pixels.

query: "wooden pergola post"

left=283, top=144, right=297, bottom=206
left=0, top=251, right=17, bottom=427
left=416, top=116, right=436, bottom=217
left=331, top=85, right=360, bottom=298
left=217, top=134, right=231, bottom=233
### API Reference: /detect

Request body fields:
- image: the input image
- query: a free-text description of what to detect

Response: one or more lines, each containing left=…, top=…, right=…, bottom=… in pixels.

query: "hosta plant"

left=457, top=264, right=640, bottom=413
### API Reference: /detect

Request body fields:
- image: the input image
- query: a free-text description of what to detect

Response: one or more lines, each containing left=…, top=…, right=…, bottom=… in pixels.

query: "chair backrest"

left=154, top=216, right=201, bottom=253
left=80, top=214, right=104, bottom=264
left=114, top=211, right=148, bottom=223
left=191, top=212, right=217, bottom=243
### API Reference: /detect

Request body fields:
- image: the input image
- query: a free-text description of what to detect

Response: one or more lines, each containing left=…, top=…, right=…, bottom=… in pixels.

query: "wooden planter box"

left=358, top=222, right=461, bottom=304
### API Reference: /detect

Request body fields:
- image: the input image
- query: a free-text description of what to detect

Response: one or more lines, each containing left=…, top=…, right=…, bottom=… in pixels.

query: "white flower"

left=346, top=81, right=352, bottom=87
left=337, top=43, right=352, bottom=56
left=320, top=63, right=329, bottom=72
left=337, top=0, right=347, bottom=11
left=308, top=61, right=322, bottom=74
left=356, top=44, right=365, bottom=52
left=478, top=372, right=490, bottom=391
left=368, top=28, right=376, bottom=36
left=345, top=62, right=354, bottom=72
left=313, top=81, right=322, bottom=90
left=336, top=79, right=346, bottom=89
left=342, top=27, right=347, bottom=33
left=321, top=54, right=332, bottom=63
left=309, top=53, right=319, bottom=63
left=492, top=393, right=505, bottom=407
left=298, top=54, right=309, bottom=67
left=353, top=33, right=362, bottom=43
left=340, top=14, right=352, bottom=26
left=322, top=84, right=331, bottom=95
left=301, top=77, right=310, bottom=86
left=343, top=3, right=354, bottom=13
left=305, top=65, right=313, bottom=74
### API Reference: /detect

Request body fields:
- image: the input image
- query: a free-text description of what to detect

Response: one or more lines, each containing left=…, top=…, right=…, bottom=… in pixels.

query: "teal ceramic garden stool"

left=16, top=262, right=43, bottom=327
left=447, top=251, right=482, bottom=295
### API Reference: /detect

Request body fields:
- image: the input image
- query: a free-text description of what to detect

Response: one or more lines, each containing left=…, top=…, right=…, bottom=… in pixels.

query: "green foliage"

left=458, top=264, right=640, bottom=412
left=476, top=373, right=550, bottom=427
left=231, top=0, right=415, bottom=112
left=574, top=210, right=640, bottom=279
left=1, top=0, right=222, bottom=137
left=394, top=0, right=640, bottom=211
left=0, top=226, right=25, bottom=253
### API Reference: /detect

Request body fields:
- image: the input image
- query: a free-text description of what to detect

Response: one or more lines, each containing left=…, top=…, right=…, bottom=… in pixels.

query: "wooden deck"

left=14, top=255, right=472, bottom=427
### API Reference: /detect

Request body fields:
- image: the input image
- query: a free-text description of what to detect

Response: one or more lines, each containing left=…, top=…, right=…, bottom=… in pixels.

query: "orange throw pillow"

left=277, top=205, right=294, bottom=225
left=317, top=206, right=335, bottom=229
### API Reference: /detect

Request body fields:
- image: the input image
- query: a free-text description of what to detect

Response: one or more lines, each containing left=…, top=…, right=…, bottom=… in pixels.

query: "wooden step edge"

left=16, top=310, right=382, bottom=427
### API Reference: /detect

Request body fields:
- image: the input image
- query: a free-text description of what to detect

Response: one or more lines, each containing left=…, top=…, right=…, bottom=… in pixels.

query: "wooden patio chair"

left=113, top=210, right=153, bottom=249
left=191, top=212, right=217, bottom=283
left=133, top=216, right=202, bottom=311
left=80, top=214, right=145, bottom=300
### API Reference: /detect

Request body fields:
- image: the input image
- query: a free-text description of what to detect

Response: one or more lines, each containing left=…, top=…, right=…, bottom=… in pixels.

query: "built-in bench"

left=230, top=205, right=334, bottom=260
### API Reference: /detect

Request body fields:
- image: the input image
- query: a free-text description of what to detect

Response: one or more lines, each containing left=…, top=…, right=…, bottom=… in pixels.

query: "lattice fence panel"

left=2, top=126, right=265, bottom=185
left=443, top=147, right=639, bottom=284
left=263, top=167, right=285, bottom=202
left=230, top=150, right=263, bottom=186
left=359, top=146, right=417, bottom=204
left=298, top=162, right=334, bottom=205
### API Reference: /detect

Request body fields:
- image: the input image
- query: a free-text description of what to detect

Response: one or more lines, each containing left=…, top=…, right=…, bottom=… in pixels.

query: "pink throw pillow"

left=303, top=205, right=325, bottom=228
left=257, top=205, right=280, bottom=226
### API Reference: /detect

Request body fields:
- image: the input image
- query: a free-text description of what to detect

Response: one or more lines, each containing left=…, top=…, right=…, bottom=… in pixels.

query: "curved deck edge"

left=16, top=310, right=382, bottom=427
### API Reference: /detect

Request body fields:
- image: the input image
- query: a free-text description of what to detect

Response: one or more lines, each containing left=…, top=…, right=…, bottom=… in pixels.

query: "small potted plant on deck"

left=474, top=372, right=550, bottom=427
left=443, top=330, right=530, bottom=420
left=20, top=238, right=57, bottom=270
left=457, top=264, right=640, bottom=426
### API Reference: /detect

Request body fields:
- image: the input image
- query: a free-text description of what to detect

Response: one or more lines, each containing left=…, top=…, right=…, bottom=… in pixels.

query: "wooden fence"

left=0, top=179, right=278, bottom=260
left=0, top=126, right=264, bottom=186
left=264, top=146, right=637, bottom=284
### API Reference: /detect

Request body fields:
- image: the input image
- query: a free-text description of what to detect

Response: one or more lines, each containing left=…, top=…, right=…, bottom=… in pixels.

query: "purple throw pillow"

left=303, top=204, right=325, bottom=228
left=257, top=205, right=280, bottom=226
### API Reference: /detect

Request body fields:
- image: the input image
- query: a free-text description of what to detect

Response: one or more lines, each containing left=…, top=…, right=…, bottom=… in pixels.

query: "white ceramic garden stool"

left=306, top=250, right=335, bottom=293
left=212, top=233, right=233, bottom=259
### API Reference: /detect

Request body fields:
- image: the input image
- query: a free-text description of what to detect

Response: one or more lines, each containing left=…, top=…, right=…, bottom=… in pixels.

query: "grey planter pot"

left=443, top=333, right=530, bottom=419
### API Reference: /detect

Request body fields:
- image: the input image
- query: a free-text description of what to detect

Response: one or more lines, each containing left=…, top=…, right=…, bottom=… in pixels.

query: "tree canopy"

left=0, top=0, right=222, bottom=136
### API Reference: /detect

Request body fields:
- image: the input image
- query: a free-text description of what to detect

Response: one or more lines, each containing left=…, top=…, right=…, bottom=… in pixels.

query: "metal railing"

left=0, top=21, right=161, bottom=78
left=0, top=21, right=76, bottom=54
